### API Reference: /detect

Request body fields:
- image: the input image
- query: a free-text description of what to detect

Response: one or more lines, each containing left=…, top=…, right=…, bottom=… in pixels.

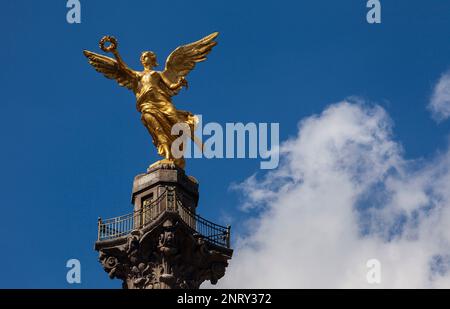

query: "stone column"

left=95, top=164, right=233, bottom=289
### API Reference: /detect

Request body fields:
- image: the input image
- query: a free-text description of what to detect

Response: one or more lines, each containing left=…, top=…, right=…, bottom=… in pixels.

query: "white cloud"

left=429, top=71, right=450, bottom=122
left=213, top=101, right=450, bottom=288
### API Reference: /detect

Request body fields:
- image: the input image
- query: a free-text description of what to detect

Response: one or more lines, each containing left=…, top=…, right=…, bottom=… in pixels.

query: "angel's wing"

left=83, top=50, right=137, bottom=91
left=161, top=32, right=219, bottom=95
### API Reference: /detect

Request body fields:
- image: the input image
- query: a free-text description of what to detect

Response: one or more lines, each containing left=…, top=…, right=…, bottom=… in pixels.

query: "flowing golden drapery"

left=83, top=33, right=218, bottom=169
left=136, top=79, right=197, bottom=168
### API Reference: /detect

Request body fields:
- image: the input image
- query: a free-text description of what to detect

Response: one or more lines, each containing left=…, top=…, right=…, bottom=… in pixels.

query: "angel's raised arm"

left=110, top=49, right=135, bottom=79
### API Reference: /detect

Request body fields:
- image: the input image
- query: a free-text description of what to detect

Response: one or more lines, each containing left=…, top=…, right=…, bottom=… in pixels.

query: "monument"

left=84, top=33, right=233, bottom=289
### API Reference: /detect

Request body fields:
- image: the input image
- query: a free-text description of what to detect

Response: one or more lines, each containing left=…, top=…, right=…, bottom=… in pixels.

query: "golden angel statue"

left=83, top=32, right=219, bottom=169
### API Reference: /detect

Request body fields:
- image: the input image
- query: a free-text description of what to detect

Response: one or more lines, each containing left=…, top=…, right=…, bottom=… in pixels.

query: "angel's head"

left=141, top=51, right=158, bottom=69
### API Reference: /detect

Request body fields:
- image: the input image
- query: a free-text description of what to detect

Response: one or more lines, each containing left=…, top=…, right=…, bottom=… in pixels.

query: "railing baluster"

left=97, top=218, right=101, bottom=241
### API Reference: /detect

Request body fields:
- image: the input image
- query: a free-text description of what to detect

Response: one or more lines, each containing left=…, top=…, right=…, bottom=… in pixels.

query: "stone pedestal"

left=95, top=164, right=233, bottom=289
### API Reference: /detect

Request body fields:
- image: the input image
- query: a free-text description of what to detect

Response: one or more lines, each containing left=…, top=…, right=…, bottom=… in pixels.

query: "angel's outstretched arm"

left=160, top=74, right=187, bottom=90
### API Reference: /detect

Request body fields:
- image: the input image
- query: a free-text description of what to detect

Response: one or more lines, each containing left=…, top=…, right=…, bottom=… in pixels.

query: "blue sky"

left=1, top=1, right=450, bottom=288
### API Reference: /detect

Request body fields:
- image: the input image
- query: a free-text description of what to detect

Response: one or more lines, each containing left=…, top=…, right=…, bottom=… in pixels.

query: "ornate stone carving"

left=96, top=164, right=232, bottom=289
left=96, top=213, right=232, bottom=289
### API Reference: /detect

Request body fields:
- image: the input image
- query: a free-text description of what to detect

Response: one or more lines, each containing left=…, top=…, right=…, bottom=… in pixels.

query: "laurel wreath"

left=99, top=36, right=118, bottom=53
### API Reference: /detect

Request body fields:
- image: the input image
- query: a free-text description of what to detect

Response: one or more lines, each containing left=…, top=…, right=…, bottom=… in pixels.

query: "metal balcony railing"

left=175, top=198, right=230, bottom=248
left=97, top=189, right=231, bottom=248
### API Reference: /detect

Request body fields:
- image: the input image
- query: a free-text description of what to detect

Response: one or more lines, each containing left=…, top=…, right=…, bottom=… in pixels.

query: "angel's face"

left=141, top=52, right=157, bottom=69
